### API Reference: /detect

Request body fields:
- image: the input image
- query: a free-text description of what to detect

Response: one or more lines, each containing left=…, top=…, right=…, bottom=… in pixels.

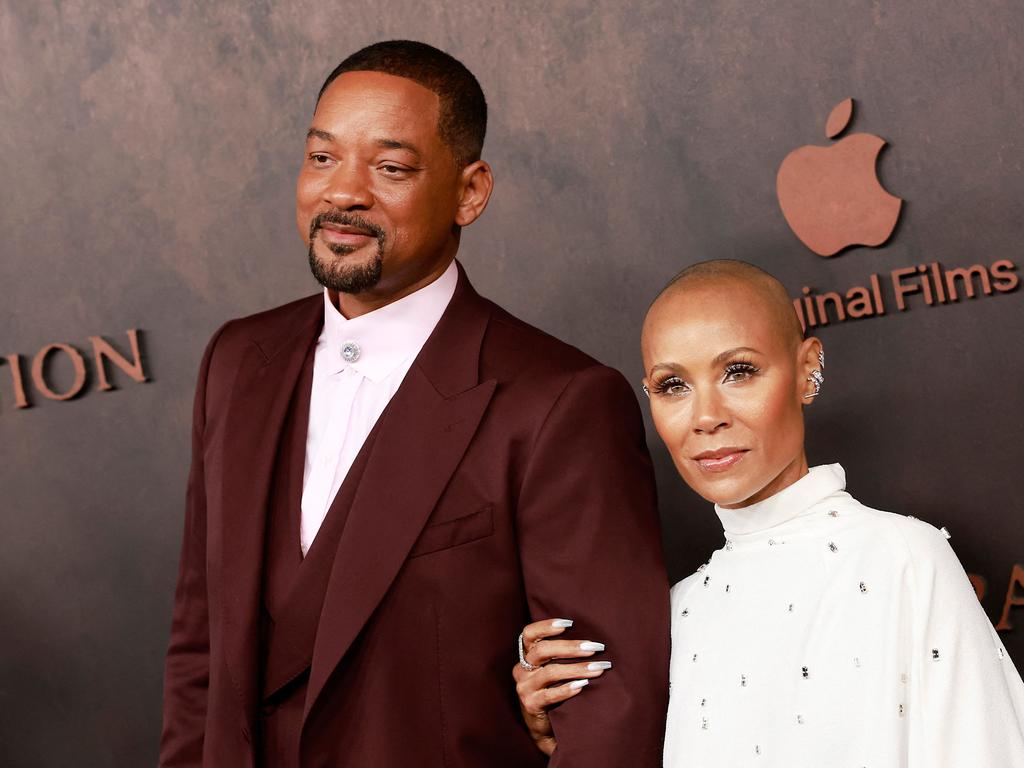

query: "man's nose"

left=691, top=387, right=730, bottom=435
left=323, top=162, right=373, bottom=210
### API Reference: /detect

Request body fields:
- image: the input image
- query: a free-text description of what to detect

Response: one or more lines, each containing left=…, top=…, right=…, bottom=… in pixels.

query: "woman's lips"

left=692, top=449, right=749, bottom=473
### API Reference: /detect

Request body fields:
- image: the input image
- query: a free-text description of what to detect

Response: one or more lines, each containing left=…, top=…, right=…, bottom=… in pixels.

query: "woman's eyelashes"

left=723, top=359, right=760, bottom=383
left=652, top=376, right=689, bottom=396
left=652, top=360, right=761, bottom=397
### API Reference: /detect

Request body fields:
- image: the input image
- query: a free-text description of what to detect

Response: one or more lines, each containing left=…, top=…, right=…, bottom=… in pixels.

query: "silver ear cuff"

left=642, top=383, right=650, bottom=398
left=804, top=349, right=825, bottom=400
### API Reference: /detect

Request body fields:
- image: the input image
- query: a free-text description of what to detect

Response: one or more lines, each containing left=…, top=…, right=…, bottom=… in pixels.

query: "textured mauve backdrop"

left=1, top=1, right=1022, bottom=765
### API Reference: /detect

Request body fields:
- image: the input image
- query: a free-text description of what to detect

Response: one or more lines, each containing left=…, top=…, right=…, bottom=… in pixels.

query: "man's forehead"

left=310, top=71, right=441, bottom=147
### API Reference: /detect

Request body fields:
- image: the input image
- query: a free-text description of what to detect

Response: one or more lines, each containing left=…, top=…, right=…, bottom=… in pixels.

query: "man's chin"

left=308, top=242, right=383, bottom=294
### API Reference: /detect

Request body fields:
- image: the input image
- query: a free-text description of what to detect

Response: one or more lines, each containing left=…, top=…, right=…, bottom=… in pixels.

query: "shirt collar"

left=714, top=463, right=847, bottom=536
left=318, top=260, right=458, bottom=382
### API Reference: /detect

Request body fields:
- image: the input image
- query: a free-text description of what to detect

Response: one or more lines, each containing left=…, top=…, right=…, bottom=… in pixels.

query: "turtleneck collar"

left=713, top=464, right=846, bottom=536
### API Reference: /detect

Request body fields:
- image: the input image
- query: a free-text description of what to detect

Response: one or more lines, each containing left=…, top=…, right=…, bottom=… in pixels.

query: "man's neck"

left=329, top=258, right=456, bottom=319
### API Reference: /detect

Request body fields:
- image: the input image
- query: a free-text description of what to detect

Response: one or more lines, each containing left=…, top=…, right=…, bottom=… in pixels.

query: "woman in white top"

left=512, top=259, right=1024, bottom=766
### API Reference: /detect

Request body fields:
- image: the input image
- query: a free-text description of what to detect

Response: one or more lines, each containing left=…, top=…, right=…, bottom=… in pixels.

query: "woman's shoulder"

left=669, top=571, right=704, bottom=608
left=832, top=495, right=961, bottom=574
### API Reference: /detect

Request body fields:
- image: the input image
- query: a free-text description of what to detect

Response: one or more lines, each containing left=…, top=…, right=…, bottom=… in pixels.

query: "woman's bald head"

left=648, top=260, right=804, bottom=351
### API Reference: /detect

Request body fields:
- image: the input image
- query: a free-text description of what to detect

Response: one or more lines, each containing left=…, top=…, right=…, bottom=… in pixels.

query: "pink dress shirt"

left=300, top=260, right=458, bottom=555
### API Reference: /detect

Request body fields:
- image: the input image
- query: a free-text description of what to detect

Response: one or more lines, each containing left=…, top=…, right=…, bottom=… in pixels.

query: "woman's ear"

left=454, top=160, right=494, bottom=227
left=797, top=337, right=824, bottom=403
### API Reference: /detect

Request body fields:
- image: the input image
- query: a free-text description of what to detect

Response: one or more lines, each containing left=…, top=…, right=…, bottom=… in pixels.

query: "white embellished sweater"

left=664, top=464, right=1024, bottom=767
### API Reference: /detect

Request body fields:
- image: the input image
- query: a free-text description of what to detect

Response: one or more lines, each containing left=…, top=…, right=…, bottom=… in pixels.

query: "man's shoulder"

left=478, top=298, right=613, bottom=382
left=208, top=294, right=321, bottom=357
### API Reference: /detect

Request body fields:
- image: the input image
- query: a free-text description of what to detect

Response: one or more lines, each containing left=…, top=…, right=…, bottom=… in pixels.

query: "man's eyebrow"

left=306, top=128, right=334, bottom=142
left=305, top=130, right=422, bottom=159
left=712, top=346, right=760, bottom=365
left=375, top=138, right=422, bottom=156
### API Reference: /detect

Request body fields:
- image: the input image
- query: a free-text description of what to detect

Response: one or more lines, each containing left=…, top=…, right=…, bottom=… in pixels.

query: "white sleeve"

left=663, top=575, right=698, bottom=768
left=903, top=522, right=1024, bottom=767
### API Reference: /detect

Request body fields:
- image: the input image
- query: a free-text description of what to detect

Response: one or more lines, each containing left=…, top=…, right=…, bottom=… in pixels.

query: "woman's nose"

left=691, top=388, right=730, bottom=434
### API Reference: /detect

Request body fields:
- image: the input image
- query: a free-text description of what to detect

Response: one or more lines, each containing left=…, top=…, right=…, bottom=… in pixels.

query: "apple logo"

left=776, top=98, right=902, bottom=257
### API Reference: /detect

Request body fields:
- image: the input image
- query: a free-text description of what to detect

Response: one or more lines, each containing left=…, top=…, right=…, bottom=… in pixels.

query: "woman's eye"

left=724, top=363, right=759, bottom=383
left=309, top=153, right=331, bottom=165
left=655, top=377, right=689, bottom=396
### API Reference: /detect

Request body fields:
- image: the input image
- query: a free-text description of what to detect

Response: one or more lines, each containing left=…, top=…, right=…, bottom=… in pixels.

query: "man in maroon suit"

left=160, top=40, right=669, bottom=767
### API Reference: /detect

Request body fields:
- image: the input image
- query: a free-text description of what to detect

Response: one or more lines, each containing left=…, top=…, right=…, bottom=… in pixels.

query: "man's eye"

left=379, top=164, right=409, bottom=175
left=309, top=153, right=331, bottom=165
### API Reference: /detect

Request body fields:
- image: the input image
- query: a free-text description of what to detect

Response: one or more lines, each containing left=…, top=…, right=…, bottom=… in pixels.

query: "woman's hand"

left=512, top=618, right=612, bottom=756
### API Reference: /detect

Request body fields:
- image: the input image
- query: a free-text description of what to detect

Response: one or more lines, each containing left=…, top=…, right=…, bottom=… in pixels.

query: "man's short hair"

left=318, top=40, right=487, bottom=168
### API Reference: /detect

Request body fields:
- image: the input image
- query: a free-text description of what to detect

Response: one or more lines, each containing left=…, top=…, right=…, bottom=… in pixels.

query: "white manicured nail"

left=579, top=641, right=605, bottom=652
left=568, top=679, right=589, bottom=690
left=552, top=618, right=574, bottom=628
left=587, top=661, right=612, bottom=671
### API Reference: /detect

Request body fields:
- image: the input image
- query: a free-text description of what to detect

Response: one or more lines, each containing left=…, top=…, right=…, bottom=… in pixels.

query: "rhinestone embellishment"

left=801, top=666, right=809, bottom=679
left=932, top=648, right=940, bottom=661
left=341, top=341, right=361, bottom=363
left=940, top=526, right=951, bottom=539
left=859, top=582, right=868, bottom=593
left=796, top=714, right=804, bottom=724
left=741, top=674, right=747, bottom=687
left=828, top=510, right=839, bottom=517
left=828, top=541, right=838, bottom=553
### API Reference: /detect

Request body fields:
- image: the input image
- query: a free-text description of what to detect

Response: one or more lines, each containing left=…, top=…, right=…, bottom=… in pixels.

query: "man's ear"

left=797, top=336, right=824, bottom=403
left=454, top=160, right=494, bottom=227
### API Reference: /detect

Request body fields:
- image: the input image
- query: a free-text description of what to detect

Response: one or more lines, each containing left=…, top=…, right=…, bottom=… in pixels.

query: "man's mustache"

left=309, top=210, right=386, bottom=242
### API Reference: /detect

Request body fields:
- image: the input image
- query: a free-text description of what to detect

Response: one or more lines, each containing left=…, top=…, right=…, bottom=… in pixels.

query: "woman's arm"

left=902, top=519, right=1024, bottom=765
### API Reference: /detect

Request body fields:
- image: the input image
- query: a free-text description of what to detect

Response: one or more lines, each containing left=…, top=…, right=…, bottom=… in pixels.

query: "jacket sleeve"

left=159, top=325, right=226, bottom=767
left=516, top=364, right=671, bottom=767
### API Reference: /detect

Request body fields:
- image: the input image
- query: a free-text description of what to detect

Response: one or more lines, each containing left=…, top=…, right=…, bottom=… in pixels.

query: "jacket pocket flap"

left=408, top=505, right=494, bottom=558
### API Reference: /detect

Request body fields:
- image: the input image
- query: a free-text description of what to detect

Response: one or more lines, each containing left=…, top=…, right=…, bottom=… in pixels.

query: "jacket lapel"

left=215, top=296, right=321, bottom=720
left=303, top=263, right=497, bottom=721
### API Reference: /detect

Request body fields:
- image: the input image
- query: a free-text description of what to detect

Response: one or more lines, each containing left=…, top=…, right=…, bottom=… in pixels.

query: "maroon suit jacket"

left=160, top=263, right=670, bottom=767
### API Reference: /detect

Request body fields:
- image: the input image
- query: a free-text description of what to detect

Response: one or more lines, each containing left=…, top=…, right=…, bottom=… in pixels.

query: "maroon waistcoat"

left=256, top=339, right=380, bottom=767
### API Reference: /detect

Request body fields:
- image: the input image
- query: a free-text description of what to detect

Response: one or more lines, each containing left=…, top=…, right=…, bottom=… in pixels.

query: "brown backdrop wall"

left=1, top=1, right=1021, bottom=765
